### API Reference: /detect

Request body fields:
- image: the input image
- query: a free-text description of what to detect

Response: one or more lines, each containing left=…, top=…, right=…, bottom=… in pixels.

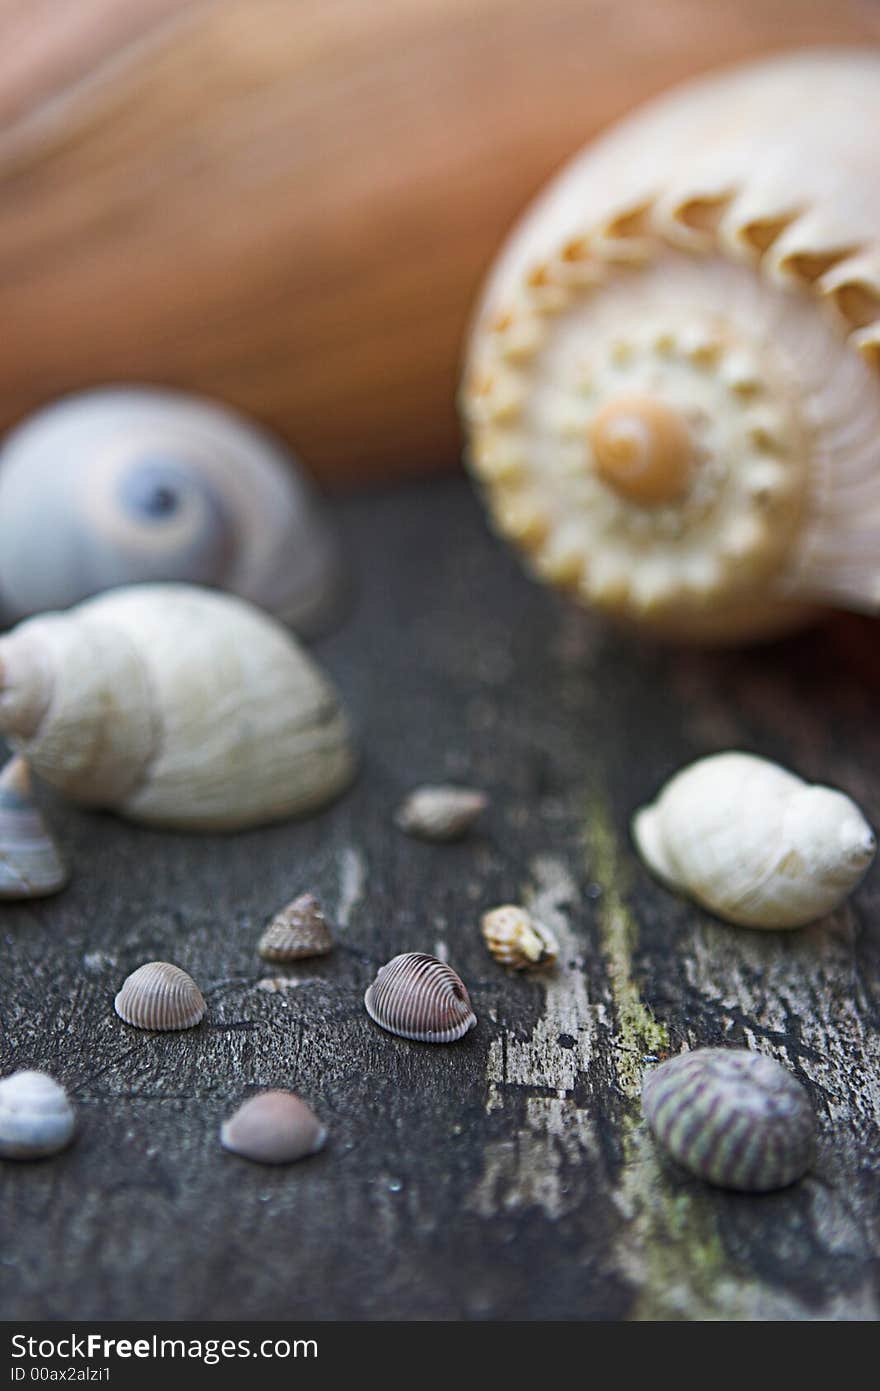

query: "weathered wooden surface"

left=1, top=477, right=879, bottom=1320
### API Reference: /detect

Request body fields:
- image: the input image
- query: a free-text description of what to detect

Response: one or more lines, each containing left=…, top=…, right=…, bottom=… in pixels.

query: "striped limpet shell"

left=642, top=1048, right=816, bottom=1192
left=114, top=961, right=206, bottom=1032
left=364, top=952, right=477, bottom=1043
left=258, top=892, right=334, bottom=962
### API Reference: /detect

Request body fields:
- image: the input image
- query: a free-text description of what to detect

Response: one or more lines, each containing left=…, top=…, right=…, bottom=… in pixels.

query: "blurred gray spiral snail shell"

left=0, top=387, right=342, bottom=636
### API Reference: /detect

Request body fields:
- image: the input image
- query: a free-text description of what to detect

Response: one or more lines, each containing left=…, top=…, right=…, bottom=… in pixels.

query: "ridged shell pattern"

left=0, top=1070, right=76, bottom=1160
left=114, top=961, right=206, bottom=1031
left=364, top=953, right=477, bottom=1043
left=220, top=1091, right=327, bottom=1165
left=258, top=893, right=334, bottom=961
left=642, top=1048, right=816, bottom=1192
left=0, top=756, right=67, bottom=899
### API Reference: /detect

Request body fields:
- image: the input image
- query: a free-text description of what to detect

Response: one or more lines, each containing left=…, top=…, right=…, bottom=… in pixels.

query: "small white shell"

left=0, top=386, right=343, bottom=636
left=633, top=751, right=876, bottom=928
left=480, top=904, right=558, bottom=969
left=394, top=785, right=488, bottom=841
left=0, top=756, right=67, bottom=899
left=220, top=1090, right=327, bottom=1164
left=0, top=1070, right=76, bottom=1159
left=114, top=961, right=206, bottom=1031
left=258, top=893, right=334, bottom=962
left=364, top=952, right=477, bottom=1043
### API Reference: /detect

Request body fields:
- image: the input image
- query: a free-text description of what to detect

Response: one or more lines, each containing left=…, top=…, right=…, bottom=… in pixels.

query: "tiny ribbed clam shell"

left=258, top=892, right=334, bottom=962
left=481, top=904, right=558, bottom=969
left=394, top=785, right=488, bottom=841
left=0, top=1070, right=76, bottom=1159
left=364, top=952, right=477, bottom=1043
left=220, top=1090, right=327, bottom=1164
left=114, top=961, right=206, bottom=1031
left=0, top=756, right=68, bottom=899
left=642, top=1048, right=816, bottom=1192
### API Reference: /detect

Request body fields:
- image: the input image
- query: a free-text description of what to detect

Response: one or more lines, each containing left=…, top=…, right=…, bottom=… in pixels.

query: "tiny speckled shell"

left=642, top=1048, right=816, bottom=1192
left=258, top=893, right=333, bottom=962
left=0, top=1070, right=76, bottom=1159
left=364, top=953, right=477, bottom=1043
left=394, top=785, right=488, bottom=841
left=0, top=756, right=68, bottom=900
left=114, top=961, right=206, bottom=1031
left=220, top=1090, right=327, bottom=1164
left=481, top=904, right=558, bottom=969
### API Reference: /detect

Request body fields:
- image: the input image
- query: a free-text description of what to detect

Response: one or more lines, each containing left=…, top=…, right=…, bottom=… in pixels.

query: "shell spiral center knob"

left=588, top=394, right=695, bottom=505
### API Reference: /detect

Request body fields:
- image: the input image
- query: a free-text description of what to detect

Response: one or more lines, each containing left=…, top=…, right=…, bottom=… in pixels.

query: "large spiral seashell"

left=632, top=751, right=876, bottom=929
left=0, top=1070, right=76, bottom=1160
left=364, top=953, right=477, bottom=1043
left=0, top=583, right=356, bottom=831
left=0, top=756, right=67, bottom=900
left=642, top=1049, right=816, bottom=1192
left=114, top=961, right=207, bottom=1031
left=0, top=387, right=342, bottom=636
left=461, top=49, right=880, bottom=641
left=220, top=1091, right=327, bottom=1165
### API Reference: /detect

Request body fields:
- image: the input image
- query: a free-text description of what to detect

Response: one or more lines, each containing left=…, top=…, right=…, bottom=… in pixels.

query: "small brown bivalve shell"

left=481, top=904, right=559, bottom=970
left=394, top=785, right=488, bottom=841
left=220, top=1090, right=327, bottom=1165
left=258, top=892, right=334, bottom=962
left=364, top=952, right=477, bottom=1043
left=114, top=961, right=206, bottom=1031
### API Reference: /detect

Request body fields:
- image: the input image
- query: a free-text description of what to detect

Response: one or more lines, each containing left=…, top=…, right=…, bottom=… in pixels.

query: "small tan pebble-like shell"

left=480, top=904, right=558, bottom=969
left=114, top=961, right=206, bottom=1031
left=258, top=892, right=333, bottom=961
left=642, top=1048, right=816, bottom=1192
left=220, top=1090, right=327, bottom=1164
left=364, top=952, right=477, bottom=1043
left=394, top=785, right=488, bottom=841
left=632, top=751, right=876, bottom=928
left=0, top=756, right=68, bottom=899
left=0, top=1070, right=76, bottom=1160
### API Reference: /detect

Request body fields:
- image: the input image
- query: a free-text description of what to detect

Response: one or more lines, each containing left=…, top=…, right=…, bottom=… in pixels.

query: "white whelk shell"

left=220, top=1091, right=327, bottom=1164
left=0, top=1070, right=76, bottom=1159
left=0, top=386, right=343, bottom=636
left=364, top=953, right=477, bottom=1043
left=0, top=583, right=356, bottom=830
left=0, top=756, right=67, bottom=899
left=480, top=904, right=558, bottom=970
left=394, top=785, right=488, bottom=842
left=258, top=893, right=334, bottom=962
left=114, top=961, right=206, bottom=1031
left=633, top=751, right=876, bottom=929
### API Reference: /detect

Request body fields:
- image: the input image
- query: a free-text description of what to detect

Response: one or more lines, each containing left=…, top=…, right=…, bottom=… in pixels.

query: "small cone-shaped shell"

left=394, top=785, right=488, bottom=841
left=364, top=953, right=477, bottom=1043
left=632, top=751, right=876, bottom=928
left=480, top=904, right=558, bottom=969
left=258, top=893, right=334, bottom=962
left=0, top=1070, right=76, bottom=1160
left=0, top=756, right=67, bottom=899
left=0, top=583, right=356, bottom=831
left=220, top=1090, right=327, bottom=1165
left=642, top=1049, right=816, bottom=1192
left=114, top=961, right=206, bottom=1031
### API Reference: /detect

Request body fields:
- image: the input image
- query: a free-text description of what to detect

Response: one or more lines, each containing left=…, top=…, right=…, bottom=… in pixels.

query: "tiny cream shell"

left=632, top=751, right=876, bottom=928
left=114, top=961, right=206, bottom=1031
left=0, top=756, right=68, bottom=900
left=642, top=1049, right=816, bottom=1192
left=481, top=904, right=558, bottom=969
left=258, top=893, right=333, bottom=962
left=0, top=1070, right=76, bottom=1159
left=220, top=1091, right=327, bottom=1164
left=364, top=953, right=477, bottom=1043
left=394, top=785, right=488, bottom=841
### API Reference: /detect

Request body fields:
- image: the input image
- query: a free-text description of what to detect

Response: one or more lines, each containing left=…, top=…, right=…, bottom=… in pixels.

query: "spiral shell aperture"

left=461, top=49, right=880, bottom=641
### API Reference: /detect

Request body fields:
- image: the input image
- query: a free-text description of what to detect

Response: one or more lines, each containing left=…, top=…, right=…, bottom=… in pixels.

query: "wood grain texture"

left=0, top=0, right=877, bottom=486
left=0, top=477, right=878, bottom=1320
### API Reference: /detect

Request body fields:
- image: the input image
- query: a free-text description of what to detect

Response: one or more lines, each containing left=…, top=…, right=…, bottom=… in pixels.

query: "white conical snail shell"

left=0, top=583, right=356, bottom=830
left=632, top=751, right=876, bottom=929
left=462, top=49, right=880, bottom=641
left=0, top=755, right=68, bottom=899
left=0, top=1070, right=76, bottom=1159
left=0, top=386, right=343, bottom=636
